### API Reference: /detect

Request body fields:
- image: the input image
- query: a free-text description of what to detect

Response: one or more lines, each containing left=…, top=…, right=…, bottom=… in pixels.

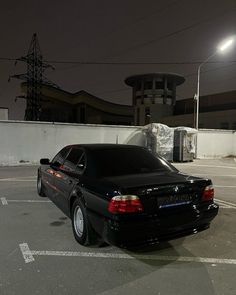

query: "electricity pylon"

left=9, top=33, right=58, bottom=121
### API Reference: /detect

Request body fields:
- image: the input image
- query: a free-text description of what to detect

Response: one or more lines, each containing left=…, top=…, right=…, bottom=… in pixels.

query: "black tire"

left=71, top=198, right=97, bottom=246
left=37, top=172, right=46, bottom=197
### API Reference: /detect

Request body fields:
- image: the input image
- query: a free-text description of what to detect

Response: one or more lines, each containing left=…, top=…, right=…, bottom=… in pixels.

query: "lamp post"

left=194, top=37, right=235, bottom=130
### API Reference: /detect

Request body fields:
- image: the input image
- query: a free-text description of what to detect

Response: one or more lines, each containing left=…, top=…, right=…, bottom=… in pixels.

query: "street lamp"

left=194, top=36, right=235, bottom=129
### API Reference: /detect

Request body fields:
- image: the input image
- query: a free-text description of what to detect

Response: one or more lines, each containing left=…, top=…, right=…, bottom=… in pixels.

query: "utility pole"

left=9, top=33, right=58, bottom=121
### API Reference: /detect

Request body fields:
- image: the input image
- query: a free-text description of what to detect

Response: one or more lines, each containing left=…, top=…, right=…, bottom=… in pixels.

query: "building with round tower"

left=125, top=73, right=185, bottom=125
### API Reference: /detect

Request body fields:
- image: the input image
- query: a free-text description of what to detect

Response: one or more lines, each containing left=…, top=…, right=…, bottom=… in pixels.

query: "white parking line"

left=19, top=243, right=35, bottom=263
left=175, top=164, right=236, bottom=170
left=214, top=185, right=236, bottom=188
left=0, top=198, right=51, bottom=205
left=19, top=243, right=236, bottom=265
left=9, top=199, right=52, bottom=203
left=0, top=176, right=36, bottom=182
left=0, top=197, right=8, bottom=205
left=191, top=174, right=236, bottom=177
left=1, top=198, right=235, bottom=209
left=0, top=179, right=36, bottom=182
left=215, top=198, right=236, bottom=208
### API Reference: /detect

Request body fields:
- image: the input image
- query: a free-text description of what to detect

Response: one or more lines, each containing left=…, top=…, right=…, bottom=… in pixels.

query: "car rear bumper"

left=102, top=203, right=219, bottom=247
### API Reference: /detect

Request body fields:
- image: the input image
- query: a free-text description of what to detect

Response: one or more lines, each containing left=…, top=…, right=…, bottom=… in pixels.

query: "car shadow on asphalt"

left=122, top=239, right=184, bottom=267
left=94, top=238, right=216, bottom=295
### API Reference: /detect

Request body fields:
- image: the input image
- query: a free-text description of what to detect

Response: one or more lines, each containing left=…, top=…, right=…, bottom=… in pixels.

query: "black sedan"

left=37, top=144, right=219, bottom=247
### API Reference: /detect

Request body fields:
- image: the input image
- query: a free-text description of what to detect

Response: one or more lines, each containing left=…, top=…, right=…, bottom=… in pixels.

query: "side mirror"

left=40, top=158, right=50, bottom=165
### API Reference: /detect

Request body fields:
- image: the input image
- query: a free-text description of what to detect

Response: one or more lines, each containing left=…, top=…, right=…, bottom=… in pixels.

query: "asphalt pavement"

left=0, top=159, right=235, bottom=295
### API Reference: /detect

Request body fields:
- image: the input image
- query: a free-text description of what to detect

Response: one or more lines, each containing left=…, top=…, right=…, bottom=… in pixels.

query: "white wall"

left=197, top=129, right=236, bottom=158
left=0, top=121, right=235, bottom=165
left=0, top=109, right=8, bottom=120
left=0, top=121, right=143, bottom=165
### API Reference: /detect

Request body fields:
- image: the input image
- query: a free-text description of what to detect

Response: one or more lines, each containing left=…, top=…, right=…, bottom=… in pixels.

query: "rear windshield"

left=91, top=147, right=176, bottom=177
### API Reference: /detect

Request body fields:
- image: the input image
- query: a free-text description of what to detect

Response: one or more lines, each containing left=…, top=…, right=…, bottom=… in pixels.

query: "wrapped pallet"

left=143, top=123, right=174, bottom=162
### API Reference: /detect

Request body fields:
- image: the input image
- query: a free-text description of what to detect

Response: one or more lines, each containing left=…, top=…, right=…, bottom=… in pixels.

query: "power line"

left=0, top=57, right=17, bottom=61
left=75, top=0, right=184, bottom=66
left=1, top=56, right=236, bottom=65
left=34, top=59, right=236, bottom=74
left=36, top=60, right=236, bottom=65
left=94, top=63, right=236, bottom=96
left=184, top=63, right=236, bottom=78
left=107, top=7, right=236, bottom=58
left=102, top=0, right=182, bottom=38
left=1, top=6, right=235, bottom=68
left=184, top=73, right=236, bottom=93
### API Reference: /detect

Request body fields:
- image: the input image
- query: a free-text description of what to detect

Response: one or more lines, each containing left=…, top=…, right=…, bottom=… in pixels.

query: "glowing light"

left=217, top=37, right=234, bottom=52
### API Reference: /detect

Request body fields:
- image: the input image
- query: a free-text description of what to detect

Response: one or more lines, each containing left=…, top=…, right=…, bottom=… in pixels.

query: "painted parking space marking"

left=1, top=198, right=235, bottom=208
left=217, top=204, right=234, bottom=209
left=194, top=174, right=236, bottom=177
left=174, top=164, right=236, bottom=170
left=214, top=185, right=236, bottom=188
left=1, top=198, right=51, bottom=205
left=0, top=197, right=8, bottom=205
left=19, top=243, right=236, bottom=265
left=215, top=198, right=236, bottom=209
left=0, top=176, right=36, bottom=182
left=0, top=179, right=36, bottom=182
left=181, top=173, right=236, bottom=177
left=19, top=243, right=35, bottom=263
left=8, top=199, right=52, bottom=203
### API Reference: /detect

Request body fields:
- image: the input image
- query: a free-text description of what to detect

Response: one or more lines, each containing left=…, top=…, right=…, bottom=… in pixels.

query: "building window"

left=155, top=97, right=163, bottom=104
left=220, top=122, right=229, bottom=129
left=144, top=81, right=152, bottom=90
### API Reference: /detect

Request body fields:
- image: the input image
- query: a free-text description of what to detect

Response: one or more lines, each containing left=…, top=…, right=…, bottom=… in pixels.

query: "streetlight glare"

left=217, top=37, right=235, bottom=53
left=194, top=35, right=235, bottom=134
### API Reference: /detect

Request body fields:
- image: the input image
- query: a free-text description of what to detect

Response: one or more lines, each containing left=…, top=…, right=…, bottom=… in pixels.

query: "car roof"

left=65, top=144, right=146, bottom=151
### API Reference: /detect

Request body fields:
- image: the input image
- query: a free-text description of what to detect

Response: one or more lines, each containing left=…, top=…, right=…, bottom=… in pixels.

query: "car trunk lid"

left=104, top=172, right=211, bottom=216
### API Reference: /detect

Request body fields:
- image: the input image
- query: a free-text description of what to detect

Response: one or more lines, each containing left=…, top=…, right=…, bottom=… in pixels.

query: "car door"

left=45, top=146, right=71, bottom=203
left=53, top=148, right=85, bottom=216
left=41, top=164, right=55, bottom=198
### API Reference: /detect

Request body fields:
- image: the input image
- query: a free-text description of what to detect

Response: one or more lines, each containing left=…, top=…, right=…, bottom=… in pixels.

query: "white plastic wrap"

left=143, top=123, right=174, bottom=161
left=143, top=124, right=198, bottom=161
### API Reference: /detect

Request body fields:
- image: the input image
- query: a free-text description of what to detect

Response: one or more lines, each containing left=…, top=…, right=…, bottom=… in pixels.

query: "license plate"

left=158, top=194, right=192, bottom=208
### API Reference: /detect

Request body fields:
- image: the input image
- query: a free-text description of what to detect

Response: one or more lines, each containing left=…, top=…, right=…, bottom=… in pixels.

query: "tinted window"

left=63, top=148, right=84, bottom=172
left=51, top=147, right=70, bottom=166
left=92, top=147, right=175, bottom=177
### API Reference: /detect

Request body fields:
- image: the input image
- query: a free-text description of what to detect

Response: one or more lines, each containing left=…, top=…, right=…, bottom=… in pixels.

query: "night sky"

left=0, top=0, right=236, bottom=119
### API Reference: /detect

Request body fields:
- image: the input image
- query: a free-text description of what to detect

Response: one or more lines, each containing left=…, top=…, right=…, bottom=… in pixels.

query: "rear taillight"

left=202, top=185, right=214, bottom=201
left=108, top=195, right=144, bottom=214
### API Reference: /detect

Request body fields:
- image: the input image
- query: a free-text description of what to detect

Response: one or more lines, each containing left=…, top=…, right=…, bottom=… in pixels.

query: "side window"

left=62, top=148, right=84, bottom=172
left=51, top=147, right=70, bottom=167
